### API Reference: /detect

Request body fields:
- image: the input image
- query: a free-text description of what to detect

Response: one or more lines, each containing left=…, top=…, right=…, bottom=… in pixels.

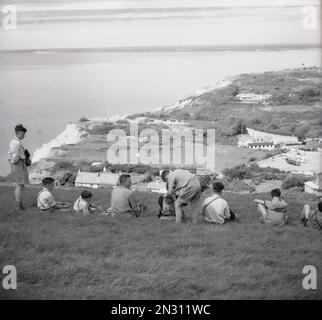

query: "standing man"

left=161, top=169, right=201, bottom=223
left=8, top=124, right=30, bottom=210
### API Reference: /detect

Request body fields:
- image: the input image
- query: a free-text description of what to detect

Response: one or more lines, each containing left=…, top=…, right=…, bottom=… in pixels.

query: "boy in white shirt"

left=73, top=190, right=102, bottom=215
left=201, top=181, right=236, bottom=224
left=37, top=177, right=71, bottom=212
left=8, top=124, right=31, bottom=210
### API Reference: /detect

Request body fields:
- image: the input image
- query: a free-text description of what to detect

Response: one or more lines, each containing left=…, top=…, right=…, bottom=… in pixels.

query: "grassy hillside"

left=133, top=67, right=322, bottom=141
left=0, top=185, right=321, bottom=299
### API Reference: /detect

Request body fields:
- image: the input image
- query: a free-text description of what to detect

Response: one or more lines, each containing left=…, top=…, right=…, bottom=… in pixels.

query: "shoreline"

left=31, top=123, right=88, bottom=163
left=30, top=77, right=234, bottom=164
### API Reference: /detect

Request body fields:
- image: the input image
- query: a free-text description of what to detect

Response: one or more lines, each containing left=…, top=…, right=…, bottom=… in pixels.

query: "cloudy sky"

left=0, top=0, right=320, bottom=50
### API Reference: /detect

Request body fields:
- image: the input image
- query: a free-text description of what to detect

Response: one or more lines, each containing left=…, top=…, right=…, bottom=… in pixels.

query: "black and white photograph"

left=0, top=0, right=321, bottom=305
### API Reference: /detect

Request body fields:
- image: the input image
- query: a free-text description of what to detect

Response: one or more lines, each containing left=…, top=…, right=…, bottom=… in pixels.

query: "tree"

left=79, top=117, right=89, bottom=123
left=230, top=119, right=247, bottom=136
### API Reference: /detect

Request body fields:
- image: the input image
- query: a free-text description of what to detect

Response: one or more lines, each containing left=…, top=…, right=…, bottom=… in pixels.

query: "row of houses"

left=75, top=170, right=167, bottom=193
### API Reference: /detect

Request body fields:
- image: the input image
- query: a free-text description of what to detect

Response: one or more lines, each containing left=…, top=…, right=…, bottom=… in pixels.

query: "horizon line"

left=0, top=44, right=321, bottom=54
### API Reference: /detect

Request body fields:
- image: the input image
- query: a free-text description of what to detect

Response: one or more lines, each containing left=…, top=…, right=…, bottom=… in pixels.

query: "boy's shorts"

left=177, top=177, right=201, bottom=205
left=10, top=160, right=29, bottom=185
left=262, top=209, right=287, bottom=225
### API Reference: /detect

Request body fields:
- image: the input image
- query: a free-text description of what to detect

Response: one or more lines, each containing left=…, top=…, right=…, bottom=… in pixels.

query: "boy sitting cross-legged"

left=37, top=177, right=71, bottom=212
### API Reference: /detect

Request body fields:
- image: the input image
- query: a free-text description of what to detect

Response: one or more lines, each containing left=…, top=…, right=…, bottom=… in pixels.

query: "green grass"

left=0, top=185, right=321, bottom=300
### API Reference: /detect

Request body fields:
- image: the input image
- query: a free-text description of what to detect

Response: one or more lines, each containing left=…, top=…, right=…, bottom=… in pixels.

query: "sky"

left=0, top=0, right=321, bottom=50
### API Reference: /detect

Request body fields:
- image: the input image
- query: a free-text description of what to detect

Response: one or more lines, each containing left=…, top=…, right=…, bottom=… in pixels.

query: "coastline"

left=30, top=77, right=234, bottom=164
left=31, top=123, right=88, bottom=163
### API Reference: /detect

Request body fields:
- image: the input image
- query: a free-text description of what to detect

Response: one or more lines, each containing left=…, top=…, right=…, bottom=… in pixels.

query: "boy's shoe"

left=301, top=217, right=308, bottom=226
left=15, top=202, right=25, bottom=211
left=159, top=215, right=175, bottom=221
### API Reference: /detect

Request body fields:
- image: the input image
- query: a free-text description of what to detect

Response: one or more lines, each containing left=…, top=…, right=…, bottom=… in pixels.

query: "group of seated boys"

left=36, top=170, right=322, bottom=230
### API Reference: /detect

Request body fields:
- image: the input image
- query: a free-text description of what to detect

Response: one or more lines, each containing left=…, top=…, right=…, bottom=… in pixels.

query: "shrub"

left=131, top=165, right=149, bottom=175
left=53, top=160, right=76, bottom=171
left=281, top=175, right=310, bottom=190
left=60, top=172, right=77, bottom=185
left=198, top=175, right=215, bottom=192
left=79, top=117, right=89, bottom=123
left=90, top=122, right=130, bottom=135
left=223, top=164, right=252, bottom=180
left=116, top=119, right=129, bottom=124
left=109, top=164, right=133, bottom=173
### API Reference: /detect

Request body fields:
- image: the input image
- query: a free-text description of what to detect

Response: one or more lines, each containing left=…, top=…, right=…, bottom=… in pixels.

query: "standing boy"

left=8, top=124, right=30, bottom=210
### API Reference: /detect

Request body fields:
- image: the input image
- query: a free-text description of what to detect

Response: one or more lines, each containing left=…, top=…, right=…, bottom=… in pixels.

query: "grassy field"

left=0, top=185, right=321, bottom=300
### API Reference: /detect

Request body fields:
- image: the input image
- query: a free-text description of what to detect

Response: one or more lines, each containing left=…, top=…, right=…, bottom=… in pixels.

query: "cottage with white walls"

left=75, top=170, right=119, bottom=189
left=147, top=179, right=167, bottom=193
left=236, top=93, right=271, bottom=104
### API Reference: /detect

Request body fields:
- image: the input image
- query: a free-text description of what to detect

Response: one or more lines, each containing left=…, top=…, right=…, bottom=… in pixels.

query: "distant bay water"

left=0, top=47, right=321, bottom=175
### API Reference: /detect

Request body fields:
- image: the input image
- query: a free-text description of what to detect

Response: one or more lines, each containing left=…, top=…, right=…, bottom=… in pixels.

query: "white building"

left=147, top=180, right=167, bottom=193
left=247, top=128, right=299, bottom=146
left=238, top=132, right=277, bottom=149
left=236, top=93, right=271, bottom=104
left=75, top=171, right=119, bottom=189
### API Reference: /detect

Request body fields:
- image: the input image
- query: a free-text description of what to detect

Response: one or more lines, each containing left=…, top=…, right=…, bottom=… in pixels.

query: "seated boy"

left=37, top=177, right=71, bottom=212
left=111, top=174, right=146, bottom=217
left=254, top=188, right=288, bottom=225
left=301, top=202, right=322, bottom=230
left=201, top=181, right=237, bottom=224
left=73, top=190, right=102, bottom=215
